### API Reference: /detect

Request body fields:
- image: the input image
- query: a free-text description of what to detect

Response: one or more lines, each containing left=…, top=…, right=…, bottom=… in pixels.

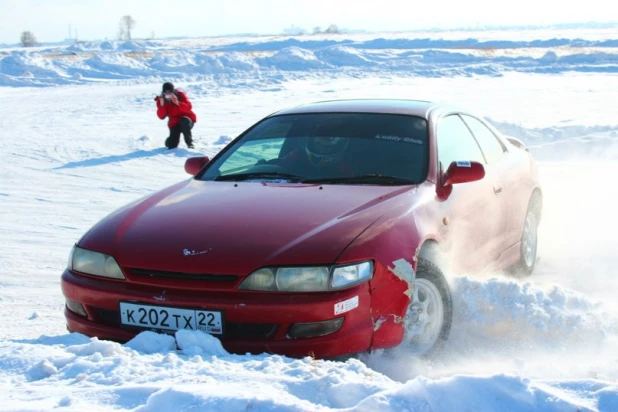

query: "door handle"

left=493, top=187, right=503, bottom=195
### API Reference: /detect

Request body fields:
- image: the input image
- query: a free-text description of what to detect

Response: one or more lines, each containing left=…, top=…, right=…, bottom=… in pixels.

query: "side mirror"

left=184, top=156, right=210, bottom=176
left=442, top=161, right=485, bottom=186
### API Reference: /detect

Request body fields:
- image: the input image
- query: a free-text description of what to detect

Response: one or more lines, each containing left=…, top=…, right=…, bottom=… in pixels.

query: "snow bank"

left=257, top=46, right=329, bottom=71
left=490, top=121, right=618, bottom=161
left=1, top=332, right=615, bottom=411
left=210, top=36, right=618, bottom=52
left=451, top=276, right=617, bottom=347
left=3, top=33, right=618, bottom=87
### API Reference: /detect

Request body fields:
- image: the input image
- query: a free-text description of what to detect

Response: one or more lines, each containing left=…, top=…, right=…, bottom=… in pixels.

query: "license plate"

left=119, top=302, right=223, bottom=334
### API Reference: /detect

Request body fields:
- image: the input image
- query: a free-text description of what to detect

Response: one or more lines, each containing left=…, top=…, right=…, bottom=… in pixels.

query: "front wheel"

left=401, top=258, right=452, bottom=357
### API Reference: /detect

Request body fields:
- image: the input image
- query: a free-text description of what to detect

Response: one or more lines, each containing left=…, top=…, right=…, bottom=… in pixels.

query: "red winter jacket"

left=156, top=90, right=197, bottom=128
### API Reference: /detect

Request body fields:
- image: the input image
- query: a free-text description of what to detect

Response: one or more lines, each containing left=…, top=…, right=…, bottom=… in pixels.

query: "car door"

left=436, top=114, right=503, bottom=272
left=460, top=115, right=513, bottom=256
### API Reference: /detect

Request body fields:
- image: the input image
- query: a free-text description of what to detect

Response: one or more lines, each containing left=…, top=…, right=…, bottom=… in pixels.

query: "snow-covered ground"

left=1, top=28, right=618, bottom=411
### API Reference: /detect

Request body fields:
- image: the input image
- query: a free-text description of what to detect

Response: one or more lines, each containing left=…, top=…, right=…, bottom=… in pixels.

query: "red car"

left=61, top=100, right=542, bottom=358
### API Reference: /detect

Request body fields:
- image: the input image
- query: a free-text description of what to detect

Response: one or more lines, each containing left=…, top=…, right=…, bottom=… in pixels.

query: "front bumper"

left=61, top=269, right=373, bottom=358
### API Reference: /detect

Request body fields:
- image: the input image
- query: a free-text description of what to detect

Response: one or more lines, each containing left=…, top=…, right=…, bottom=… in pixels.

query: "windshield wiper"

left=301, top=174, right=416, bottom=185
left=214, top=172, right=304, bottom=182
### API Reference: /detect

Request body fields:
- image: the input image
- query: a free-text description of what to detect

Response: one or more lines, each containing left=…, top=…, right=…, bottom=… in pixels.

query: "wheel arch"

left=417, top=237, right=447, bottom=273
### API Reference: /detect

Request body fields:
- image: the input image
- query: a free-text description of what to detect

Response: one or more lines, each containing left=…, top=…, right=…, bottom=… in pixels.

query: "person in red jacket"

left=156, top=82, right=197, bottom=149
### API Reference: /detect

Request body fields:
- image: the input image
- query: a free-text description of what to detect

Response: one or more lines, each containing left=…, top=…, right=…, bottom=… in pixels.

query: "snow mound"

left=0, top=52, right=63, bottom=78
left=175, top=329, right=228, bottom=357
left=84, top=53, right=153, bottom=78
left=66, top=337, right=130, bottom=357
left=149, top=50, right=199, bottom=73
left=2, top=333, right=615, bottom=411
left=100, top=41, right=115, bottom=50
left=315, top=46, right=374, bottom=67
left=26, top=359, right=59, bottom=381
left=214, top=135, right=232, bottom=145
left=451, top=276, right=617, bottom=347
left=126, top=331, right=176, bottom=354
left=257, top=47, right=330, bottom=71
left=4, top=33, right=618, bottom=86
left=118, top=41, right=148, bottom=51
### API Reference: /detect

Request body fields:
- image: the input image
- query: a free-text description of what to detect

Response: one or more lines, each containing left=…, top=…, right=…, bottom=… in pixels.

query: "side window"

left=437, top=115, right=485, bottom=173
left=461, top=115, right=505, bottom=164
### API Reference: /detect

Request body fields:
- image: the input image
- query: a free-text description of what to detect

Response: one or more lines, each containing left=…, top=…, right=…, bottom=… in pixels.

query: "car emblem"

left=183, top=248, right=212, bottom=256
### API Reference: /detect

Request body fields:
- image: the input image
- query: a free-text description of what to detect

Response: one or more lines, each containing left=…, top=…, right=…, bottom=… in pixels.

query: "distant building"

left=282, top=25, right=306, bottom=35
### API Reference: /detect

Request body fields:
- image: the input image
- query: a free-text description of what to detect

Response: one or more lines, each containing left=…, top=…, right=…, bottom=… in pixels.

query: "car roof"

left=270, top=99, right=455, bottom=118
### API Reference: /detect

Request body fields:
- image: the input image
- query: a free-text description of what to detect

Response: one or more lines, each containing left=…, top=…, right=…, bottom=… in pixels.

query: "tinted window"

left=437, top=115, right=485, bottom=173
left=201, top=113, right=429, bottom=184
left=461, top=115, right=505, bottom=164
left=219, top=138, right=285, bottom=173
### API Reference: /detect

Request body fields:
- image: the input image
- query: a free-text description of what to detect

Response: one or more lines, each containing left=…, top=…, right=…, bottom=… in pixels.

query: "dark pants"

left=165, top=117, right=194, bottom=149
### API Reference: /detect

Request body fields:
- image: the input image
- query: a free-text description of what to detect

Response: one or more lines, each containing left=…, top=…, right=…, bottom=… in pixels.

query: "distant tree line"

left=313, top=24, right=340, bottom=35
left=18, top=16, right=341, bottom=46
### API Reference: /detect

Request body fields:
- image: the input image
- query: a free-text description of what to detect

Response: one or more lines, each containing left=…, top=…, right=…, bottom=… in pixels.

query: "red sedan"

left=61, top=100, right=542, bottom=358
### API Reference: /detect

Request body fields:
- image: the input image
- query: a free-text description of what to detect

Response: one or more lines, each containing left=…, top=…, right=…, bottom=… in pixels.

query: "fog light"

left=287, top=318, right=344, bottom=339
left=65, top=298, right=87, bottom=317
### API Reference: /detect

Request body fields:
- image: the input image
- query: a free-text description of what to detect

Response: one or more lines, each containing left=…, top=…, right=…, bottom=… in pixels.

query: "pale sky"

left=1, top=0, right=615, bottom=44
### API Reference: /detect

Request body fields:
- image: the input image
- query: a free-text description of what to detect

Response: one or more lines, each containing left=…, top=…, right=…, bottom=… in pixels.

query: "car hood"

left=79, top=180, right=417, bottom=275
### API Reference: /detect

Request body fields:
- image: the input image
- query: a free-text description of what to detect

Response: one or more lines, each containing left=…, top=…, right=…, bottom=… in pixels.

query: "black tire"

left=401, top=258, right=453, bottom=357
left=512, top=202, right=539, bottom=276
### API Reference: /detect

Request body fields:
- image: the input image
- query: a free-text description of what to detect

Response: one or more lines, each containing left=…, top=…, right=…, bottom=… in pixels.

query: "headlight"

left=331, top=261, right=373, bottom=289
left=69, top=245, right=125, bottom=280
left=237, top=268, right=276, bottom=291
left=239, top=261, right=373, bottom=292
left=276, top=267, right=330, bottom=292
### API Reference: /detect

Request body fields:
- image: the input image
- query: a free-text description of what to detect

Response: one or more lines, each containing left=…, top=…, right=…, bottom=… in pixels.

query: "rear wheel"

left=401, top=259, right=452, bottom=357
left=513, top=204, right=539, bottom=276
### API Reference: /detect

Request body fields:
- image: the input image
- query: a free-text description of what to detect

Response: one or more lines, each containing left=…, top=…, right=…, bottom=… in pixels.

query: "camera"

left=164, top=93, right=174, bottom=99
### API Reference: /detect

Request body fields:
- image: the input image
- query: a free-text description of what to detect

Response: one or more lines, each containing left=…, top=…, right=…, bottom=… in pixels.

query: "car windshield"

left=200, top=113, right=429, bottom=185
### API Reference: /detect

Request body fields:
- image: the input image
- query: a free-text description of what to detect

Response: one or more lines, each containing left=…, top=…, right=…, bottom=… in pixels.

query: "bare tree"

left=325, top=24, right=340, bottom=34
left=118, top=15, right=136, bottom=40
left=20, top=31, right=37, bottom=47
left=312, top=26, right=322, bottom=35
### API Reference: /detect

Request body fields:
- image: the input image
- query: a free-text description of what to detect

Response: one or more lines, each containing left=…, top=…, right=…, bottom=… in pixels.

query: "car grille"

left=91, top=307, right=277, bottom=341
left=124, top=268, right=241, bottom=291
left=129, top=268, right=239, bottom=282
